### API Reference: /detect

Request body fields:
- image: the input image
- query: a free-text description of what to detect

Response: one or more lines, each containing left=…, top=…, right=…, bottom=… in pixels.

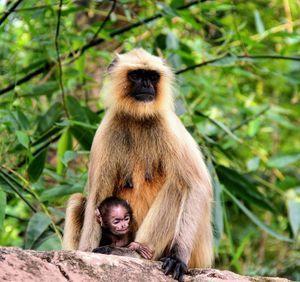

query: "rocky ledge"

left=0, top=247, right=292, bottom=282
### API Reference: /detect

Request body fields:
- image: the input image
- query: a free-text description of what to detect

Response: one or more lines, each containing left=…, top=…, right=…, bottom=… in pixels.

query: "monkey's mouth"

left=117, top=228, right=129, bottom=234
left=134, top=93, right=155, bottom=102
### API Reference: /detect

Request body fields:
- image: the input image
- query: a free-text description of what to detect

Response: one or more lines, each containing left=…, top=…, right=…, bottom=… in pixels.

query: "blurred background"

left=0, top=0, right=299, bottom=280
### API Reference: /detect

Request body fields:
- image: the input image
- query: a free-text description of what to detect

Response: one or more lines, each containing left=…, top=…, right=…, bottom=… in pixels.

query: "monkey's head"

left=103, top=49, right=175, bottom=117
left=96, top=196, right=133, bottom=236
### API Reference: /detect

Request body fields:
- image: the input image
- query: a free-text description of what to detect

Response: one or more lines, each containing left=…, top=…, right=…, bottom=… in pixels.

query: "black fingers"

left=92, top=246, right=112, bottom=254
left=160, top=256, right=187, bottom=282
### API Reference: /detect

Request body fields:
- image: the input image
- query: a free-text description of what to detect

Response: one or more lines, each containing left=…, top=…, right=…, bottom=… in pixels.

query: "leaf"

left=66, top=96, right=89, bottom=123
left=15, top=110, right=30, bottom=130
left=66, top=96, right=95, bottom=149
left=268, top=154, right=300, bottom=168
left=0, top=190, right=6, bottom=231
left=25, top=212, right=52, bottom=249
left=170, top=0, right=184, bottom=8
left=27, top=148, right=48, bottom=182
left=35, top=102, right=63, bottom=135
left=247, top=157, right=260, bottom=171
left=40, top=184, right=83, bottom=201
left=20, top=81, right=59, bottom=97
left=224, top=188, right=292, bottom=242
left=157, top=3, right=178, bottom=17
left=216, top=165, right=276, bottom=212
left=56, top=129, right=73, bottom=175
left=208, top=161, right=223, bottom=247
left=286, top=190, right=300, bottom=237
left=16, top=130, right=30, bottom=149
left=254, top=10, right=265, bottom=34
left=70, top=126, right=94, bottom=150
left=195, top=111, right=241, bottom=141
left=36, top=233, right=61, bottom=251
left=62, top=150, right=77, bottom=166
left=177, top=10, right=202, bottom=30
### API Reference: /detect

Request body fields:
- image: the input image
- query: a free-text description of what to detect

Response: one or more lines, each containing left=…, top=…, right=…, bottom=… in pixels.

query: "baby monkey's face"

left=107, top=205, right=131, bottom=235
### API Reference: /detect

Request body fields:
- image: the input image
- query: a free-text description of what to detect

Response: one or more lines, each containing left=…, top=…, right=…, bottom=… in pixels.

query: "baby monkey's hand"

left=128, top=242, right=153, bottom=260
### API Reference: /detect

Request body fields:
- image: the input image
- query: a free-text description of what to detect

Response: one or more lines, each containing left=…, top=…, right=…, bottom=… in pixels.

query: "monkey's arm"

left=78, top=121, right=119, bottom=251
left=135, top=116, right=213, bottom=279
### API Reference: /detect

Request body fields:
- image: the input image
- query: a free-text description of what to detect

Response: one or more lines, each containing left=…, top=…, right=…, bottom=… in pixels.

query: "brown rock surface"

left=0, top=247, right=292, bottom=282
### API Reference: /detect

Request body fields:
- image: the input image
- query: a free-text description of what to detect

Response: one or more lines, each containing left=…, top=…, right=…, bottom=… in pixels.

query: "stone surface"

left=0, top=247, right=292, bottom=282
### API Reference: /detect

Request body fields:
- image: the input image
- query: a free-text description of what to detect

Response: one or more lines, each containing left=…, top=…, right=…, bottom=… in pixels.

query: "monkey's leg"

left=92, top=246, right=141, bottom=259
left=135, top=180, right=183, bottom=258
left=78, top=191, right=101, bottom=251
left=161, top=180, right=212, bottom=282
left=63, top=193, right=86, bottom=250
left=136, top=177, right=212, bottom=280
left=188, top=218, right=213, bottom=268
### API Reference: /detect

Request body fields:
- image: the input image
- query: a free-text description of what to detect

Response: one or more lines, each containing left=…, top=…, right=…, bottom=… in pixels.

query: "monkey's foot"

left=161, top=256, right=187, bottom=282
left=92, top=246, right=112, bottom=254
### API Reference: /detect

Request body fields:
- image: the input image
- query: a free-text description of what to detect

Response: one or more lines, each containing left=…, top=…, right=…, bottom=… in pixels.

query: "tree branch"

left=0, top=0, right=205, bottom=96
left=55, top=0, right=68, bottom=118
left=0, top=0, right=24, bottom=27
left=176, top=54, right=300, bottom=74
left=68, top=0, right=117, bottom=64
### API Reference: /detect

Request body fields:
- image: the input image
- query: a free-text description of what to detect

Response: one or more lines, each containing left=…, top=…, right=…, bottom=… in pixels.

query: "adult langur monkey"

left=63, top=48, right=213, bottom=281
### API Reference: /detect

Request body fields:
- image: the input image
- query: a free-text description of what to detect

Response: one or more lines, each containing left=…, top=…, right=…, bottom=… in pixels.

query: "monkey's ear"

left=95, top=209, right=103, bottom=225
left=107, top=55, right=119, bottom=73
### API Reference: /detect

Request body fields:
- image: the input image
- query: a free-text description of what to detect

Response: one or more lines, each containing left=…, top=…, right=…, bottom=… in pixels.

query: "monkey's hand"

left=128, top=242, right=153, bottom=260
left=92, top=246, right=112, bottom=254
left=160, top=256, right=187, bottom=282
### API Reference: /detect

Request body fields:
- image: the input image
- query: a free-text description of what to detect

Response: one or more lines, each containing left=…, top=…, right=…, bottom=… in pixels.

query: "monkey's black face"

left=128, top=69, right=160, bottom=102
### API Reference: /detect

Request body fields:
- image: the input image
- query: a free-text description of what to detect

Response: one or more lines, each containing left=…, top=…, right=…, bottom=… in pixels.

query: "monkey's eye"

left=128, top=71, right=140, bottom=82
left=149, top=72, right=160, bottom=82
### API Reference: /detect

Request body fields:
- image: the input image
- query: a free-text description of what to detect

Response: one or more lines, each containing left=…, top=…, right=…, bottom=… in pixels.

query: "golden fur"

left=63, top=48, right=213, bottom=268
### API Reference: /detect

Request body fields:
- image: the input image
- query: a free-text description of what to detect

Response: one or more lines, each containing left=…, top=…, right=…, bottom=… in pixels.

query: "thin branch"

left=0, top=0, right=205, bottom=96
left=55, top=0, right=68, bottom=118
left=218, top=106, right=270, bottom=140
left=176, top=54, right=300, bottom=75
left=91, top=0, right=117, bottom=43
left=68, top=0, right=117, bottom=64
left=237, top=54, right=300, bottom=61
left=0, top=0, right=24, bottom=27
left=0, top=170, right=37, bottom=212
left=175, top=54, right=228, bottom=74
left=230, top=106, right=270, bottom=133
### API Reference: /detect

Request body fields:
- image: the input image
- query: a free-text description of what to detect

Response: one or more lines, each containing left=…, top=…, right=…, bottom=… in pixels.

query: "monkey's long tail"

left=62, top=193, right=86, bottom=250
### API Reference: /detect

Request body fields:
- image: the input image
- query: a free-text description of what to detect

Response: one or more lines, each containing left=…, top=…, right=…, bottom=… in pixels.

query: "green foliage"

left=0, top=0, right=299, bottom=279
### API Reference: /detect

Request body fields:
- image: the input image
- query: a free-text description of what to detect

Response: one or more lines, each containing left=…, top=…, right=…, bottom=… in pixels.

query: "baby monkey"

left=92, top=196, right=153, bottom=260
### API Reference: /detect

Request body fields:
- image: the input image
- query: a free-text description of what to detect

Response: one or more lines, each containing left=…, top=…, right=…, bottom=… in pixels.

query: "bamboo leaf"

left=268, top=154, right=300, bottom=168
left=36, top=233, right=61, bottom=251
left=56, top=129, right=73, bottom=175
left=35, top=102, right=63, bottom=135
left=16, top=130, right=30, bottom=149
left=27, top=148, right=48, bottom=182
left=286, top=190, right=300, bottom=237
left=40, top=184, right=83, bottom=201
left=224, top=188, right=292, bottom=242
left=0, top=190, right=6, bottom=231
left=217, top=165, right=276, bottom=212
left=25, top=212, right=51, bottom=249
left=254, top=10, right=265, bottom=34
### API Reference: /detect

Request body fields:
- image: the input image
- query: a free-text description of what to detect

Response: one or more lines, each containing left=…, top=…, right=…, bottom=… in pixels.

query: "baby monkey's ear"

left=95, top=209, right=103, bottom=226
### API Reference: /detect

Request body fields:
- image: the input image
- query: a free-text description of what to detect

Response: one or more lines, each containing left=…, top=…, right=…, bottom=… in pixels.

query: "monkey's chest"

left=114, top=161, right=165, bottom=230
left=110, top=118, right=168, bottom=228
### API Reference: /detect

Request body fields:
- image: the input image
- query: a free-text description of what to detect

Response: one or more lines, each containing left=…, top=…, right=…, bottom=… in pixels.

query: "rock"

left=0, top=247, right=292, bottom=282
